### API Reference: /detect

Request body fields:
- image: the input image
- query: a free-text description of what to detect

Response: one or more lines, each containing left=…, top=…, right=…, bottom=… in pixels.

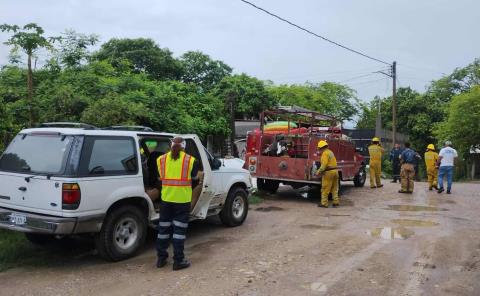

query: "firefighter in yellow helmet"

left=315, top=140, right=339, bottom=208
left=368, top=137, right=384, bottom=188
left=424, top=144, right=439, bottom=190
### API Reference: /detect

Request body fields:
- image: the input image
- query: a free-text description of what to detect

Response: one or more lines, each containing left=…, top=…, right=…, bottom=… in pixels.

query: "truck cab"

left=0, top=124, right=252, bottom=261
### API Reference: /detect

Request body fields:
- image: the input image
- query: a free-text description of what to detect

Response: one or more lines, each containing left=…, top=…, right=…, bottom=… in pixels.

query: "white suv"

left=0, top=124, right=252, bottom=261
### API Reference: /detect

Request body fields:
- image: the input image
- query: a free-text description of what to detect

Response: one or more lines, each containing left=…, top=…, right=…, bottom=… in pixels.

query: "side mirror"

left=212, top=158, right=222, bottom=170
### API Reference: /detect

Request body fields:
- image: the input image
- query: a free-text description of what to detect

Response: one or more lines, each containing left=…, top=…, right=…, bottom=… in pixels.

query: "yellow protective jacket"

left=424, top=150, right=439, bottom=169
left=318, top=148, right=338, bottom=173
left=157, top=151, right=195, bottom=203
left=368, top=144, right=384, bottom=163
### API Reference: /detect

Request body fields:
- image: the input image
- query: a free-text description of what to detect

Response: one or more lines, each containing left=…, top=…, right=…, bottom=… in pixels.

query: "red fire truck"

left=244, top=107, right=366, bottom=193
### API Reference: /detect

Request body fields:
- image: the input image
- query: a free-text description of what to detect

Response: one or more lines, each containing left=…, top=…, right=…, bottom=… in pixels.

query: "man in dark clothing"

left=399, top=142, right=421, bottom=193
left=389, top=143, right=403, bottom=183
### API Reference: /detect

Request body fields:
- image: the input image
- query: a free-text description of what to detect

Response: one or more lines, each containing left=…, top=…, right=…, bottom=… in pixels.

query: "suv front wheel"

left=95, top=205, right=147, bottom=261
left=220, top=187, right=249, bottom=227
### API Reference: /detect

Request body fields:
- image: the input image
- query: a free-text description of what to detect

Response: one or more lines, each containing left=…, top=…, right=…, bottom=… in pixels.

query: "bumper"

left=0, top=208, right=104, bottom=235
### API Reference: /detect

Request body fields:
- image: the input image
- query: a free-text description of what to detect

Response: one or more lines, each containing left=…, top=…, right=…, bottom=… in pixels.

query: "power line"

left=239, top=0, right=391, bottom=65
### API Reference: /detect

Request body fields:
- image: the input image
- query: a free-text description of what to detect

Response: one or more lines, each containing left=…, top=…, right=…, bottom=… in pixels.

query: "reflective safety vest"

left=157, top=151, right=195, bottom=203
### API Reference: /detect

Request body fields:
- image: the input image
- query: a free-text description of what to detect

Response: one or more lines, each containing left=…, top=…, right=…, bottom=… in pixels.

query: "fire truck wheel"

left=354, top=166, right=367, bottom=187
left=257, top=178, right=279, bottom=194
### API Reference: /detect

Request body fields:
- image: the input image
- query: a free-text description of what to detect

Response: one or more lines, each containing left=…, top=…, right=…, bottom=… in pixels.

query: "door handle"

left=18, top=187, right=27, bottom=192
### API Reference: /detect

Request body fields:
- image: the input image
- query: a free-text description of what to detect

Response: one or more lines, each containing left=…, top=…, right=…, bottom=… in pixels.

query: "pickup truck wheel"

left=354, top=166, right=367, bottom=187
left=24, top=233, right=56, bottom=245
left=95, top=205, right=147, bottom=262
left=257, top=178, right=279, bottom=194
left=220, top=187, right=249, bottom=227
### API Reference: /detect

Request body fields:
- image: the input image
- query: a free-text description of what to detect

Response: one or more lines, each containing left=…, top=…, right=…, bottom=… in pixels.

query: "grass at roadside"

left=0, top=230, right=50, bottom=272
left=249, top=193, right=264, bottom=205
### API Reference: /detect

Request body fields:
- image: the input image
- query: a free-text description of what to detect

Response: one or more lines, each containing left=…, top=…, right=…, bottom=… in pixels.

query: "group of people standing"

left=370, top=138, right=458, bottom=194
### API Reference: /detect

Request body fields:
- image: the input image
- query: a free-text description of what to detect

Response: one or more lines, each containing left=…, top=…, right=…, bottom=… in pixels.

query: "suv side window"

left=79, top=136, right=138, bottom=176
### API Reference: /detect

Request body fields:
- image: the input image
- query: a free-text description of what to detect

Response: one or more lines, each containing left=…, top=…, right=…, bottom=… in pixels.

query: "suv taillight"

left=62, top=183, right=81, bottom=210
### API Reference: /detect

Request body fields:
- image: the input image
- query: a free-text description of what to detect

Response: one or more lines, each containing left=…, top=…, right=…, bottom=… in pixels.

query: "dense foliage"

left=0, top=23, right=359, bottom=152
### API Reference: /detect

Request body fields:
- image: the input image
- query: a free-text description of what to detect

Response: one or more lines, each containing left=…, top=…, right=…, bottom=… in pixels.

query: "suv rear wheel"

left=95, top=205, right=147, bottom=261
left=220, top=187, right=249, bottom=227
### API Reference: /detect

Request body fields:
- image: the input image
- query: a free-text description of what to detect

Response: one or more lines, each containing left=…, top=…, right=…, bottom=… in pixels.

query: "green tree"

left=180, top=51, right=232, bottom=91
left=51, top=30, right=99, bottom=68
left=214, top=74, right=275, bottom=119
left=356, top=96, right=381, bottom=129
left=308, top=82, right=358, bottom=121
left=81, top=96, right=149, bottom=127
left=94, top=38, right=182, bottom=80
left=268, top=84, right=327, bottom=111
left=0, top=23, right=52, bottom=126
left=268, top=82, right=358, bottom=121
left=434, top=86, right=480, bottom=156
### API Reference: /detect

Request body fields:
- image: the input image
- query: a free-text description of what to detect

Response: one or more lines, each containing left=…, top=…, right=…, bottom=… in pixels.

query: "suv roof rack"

left=104, top=125, right=154, bottom=132
left=39, top=122, right=97, bottom=129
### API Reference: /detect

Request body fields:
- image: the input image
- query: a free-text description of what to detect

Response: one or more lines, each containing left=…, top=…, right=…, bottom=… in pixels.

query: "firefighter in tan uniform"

left=424, top=144, right=439, bottom=190
left=316, top=140, right=339, bottom=208
left=368, top=137, right=384, bottom=188
left=399, top=142, right=421, bottom=193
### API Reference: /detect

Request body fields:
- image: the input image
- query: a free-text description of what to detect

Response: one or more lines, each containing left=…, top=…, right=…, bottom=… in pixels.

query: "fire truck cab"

left=244, top=107, right=366, bottom=193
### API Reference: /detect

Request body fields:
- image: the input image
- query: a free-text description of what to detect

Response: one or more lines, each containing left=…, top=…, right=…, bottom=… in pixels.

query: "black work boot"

left=173, top=259, right=191, bottom=271
left=437, top=188, right=444, bottom=194
left=446, top=190, right=451, bottom=194
left=156, top=258, right=167, bottom=268
left=318, top=204, right=328, bottom=208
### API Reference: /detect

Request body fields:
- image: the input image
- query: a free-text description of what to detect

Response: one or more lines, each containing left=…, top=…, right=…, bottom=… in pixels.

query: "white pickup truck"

left=0, top=125, right=252, bottom=261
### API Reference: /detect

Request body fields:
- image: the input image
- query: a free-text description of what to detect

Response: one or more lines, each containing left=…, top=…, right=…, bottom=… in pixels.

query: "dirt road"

left=1, top=181, right=480, bottom=296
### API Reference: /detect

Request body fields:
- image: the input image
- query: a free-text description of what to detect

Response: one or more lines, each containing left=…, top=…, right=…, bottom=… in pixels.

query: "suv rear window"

left=0, top=133, right=73, bottom=174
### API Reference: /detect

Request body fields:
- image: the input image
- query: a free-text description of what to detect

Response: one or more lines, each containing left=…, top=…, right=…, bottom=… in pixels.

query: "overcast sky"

left=1, top=0, right=479, bottom=102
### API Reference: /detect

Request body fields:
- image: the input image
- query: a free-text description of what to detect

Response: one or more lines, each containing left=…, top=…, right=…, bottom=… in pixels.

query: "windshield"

left=0, top=133, right=73, bottom=174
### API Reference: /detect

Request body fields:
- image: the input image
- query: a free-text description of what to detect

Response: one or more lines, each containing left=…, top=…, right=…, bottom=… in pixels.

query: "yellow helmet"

left=427, top=144, right=435, bottom=150
left=317, top=140, right=328, bottom=149
left=372, top=137, right=380, bottom=142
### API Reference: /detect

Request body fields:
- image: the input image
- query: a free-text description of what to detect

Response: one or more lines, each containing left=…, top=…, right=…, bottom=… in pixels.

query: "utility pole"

left=392, top=61, right=397, bottom=146
left=375, top=61, right=397, bottom=147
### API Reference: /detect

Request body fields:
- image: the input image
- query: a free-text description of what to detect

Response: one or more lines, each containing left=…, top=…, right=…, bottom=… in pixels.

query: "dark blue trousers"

left=156, top=201, right=190, bottom=263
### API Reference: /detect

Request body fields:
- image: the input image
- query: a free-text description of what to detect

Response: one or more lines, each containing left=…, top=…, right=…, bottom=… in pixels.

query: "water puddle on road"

left=368, top=227, right=414, bottom=240
left=391, top=219, right=439, bottom=227
left=255, top=206, right=285, bottom=212
left=386, top=205, right=448, bottom=212
left=300, top=224, right=337, bottom=230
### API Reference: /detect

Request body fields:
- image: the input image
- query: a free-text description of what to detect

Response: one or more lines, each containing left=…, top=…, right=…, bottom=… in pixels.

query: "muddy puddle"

left=391, top=219, right=439, bottom=227
left=255, top=206, right=285, bottom=212
left=300, top=224, right=337, bottom=230
left=188, top=237, right=230, bottom=251
left=386, top=205, right=447, bottom=212
left=368, top=227, right=414, bottom=240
